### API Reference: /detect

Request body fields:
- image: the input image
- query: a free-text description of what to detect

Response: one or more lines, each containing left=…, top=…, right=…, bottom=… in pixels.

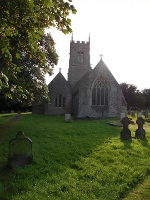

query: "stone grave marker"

left=131, top=110, right=135, bottom=117
left=65, top=114, right=71, bottom=122
left=135, top=117, right=145, bottom=139
left=120, top=117, right=131, bottom=140
left=120, top=112, right=126, bottom=120
left=137, top=112, right=142, bottom=118
left=8, top=131, right=33, bottom=169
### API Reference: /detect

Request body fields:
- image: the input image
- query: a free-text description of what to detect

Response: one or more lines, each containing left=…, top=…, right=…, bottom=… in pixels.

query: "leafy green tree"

left=0, top=0, right=76, bottom=102
left=120, top=83, right=138, bottom=110
left=120, top=83, right=146, bottom=110
left=0, top=33, right=58, bottom=107
left=142, top=89, right=150, bottom=109
left=135, top=90, right=145, bottom=110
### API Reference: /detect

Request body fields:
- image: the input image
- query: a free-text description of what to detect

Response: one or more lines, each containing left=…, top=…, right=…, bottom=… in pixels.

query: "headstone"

left=131, top=110, right=135, bottom=117
left=11, top=110, right=14, bottom=113
left=8, top=131, right=33, bottom=169
left=135, top=117, right=145, bottom=139
left=137, top=112, right=142, bottom=118
left=65, top=114, right=71, bottom=122
left=120, top=112, right=126, bottom=120
left=120, top=117, right=131, bottom=140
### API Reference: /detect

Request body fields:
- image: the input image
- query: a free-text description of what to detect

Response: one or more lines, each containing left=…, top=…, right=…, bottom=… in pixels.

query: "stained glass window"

left=92, top=76, right=109, bottom=106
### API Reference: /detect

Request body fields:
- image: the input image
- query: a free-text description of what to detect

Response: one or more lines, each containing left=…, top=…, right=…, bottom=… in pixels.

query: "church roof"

left=48, top=72, right=71, bottom=90
left=93, top=58, right=117, bottom=82
left=94, top=58, right=107, bottom=69
left=72, top=58, right=120, bottom=93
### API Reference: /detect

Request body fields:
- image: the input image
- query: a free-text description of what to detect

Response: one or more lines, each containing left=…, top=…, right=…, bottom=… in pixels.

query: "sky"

left=46, top=0, right=150, bottom=91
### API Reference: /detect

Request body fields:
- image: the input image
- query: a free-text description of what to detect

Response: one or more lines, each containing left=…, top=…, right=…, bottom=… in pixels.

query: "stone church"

left=33, top=36, right=127, bottom=118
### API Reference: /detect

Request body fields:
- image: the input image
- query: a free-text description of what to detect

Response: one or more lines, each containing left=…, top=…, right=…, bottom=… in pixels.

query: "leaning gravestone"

left=8, top=131, right=33, bottom=169
left=135, top=117, right=145, bottom=139
left=65, top=114, right=71, bottom=122
left=120, top=117, right=131, bottom=140
left=120, top=112, right=126, bottom=120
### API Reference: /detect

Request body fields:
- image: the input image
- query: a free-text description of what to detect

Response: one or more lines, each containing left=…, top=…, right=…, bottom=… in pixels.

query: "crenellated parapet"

left=71, top=40, right=89, bottom=44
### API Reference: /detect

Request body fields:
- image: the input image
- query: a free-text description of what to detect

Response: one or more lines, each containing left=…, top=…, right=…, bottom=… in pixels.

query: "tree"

left=135, top=90, right=145, bottom=110
left=0, top=33, right=59, bottom=107
left=0, top=0, right=76, bottom=102
left=142, top=89, right=150, bottom=109
left=120, top=83, right=146, bottom=110
left=120, top=83, right=138, bottom=110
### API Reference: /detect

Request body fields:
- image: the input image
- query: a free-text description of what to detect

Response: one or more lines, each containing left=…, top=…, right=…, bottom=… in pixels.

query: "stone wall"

left=46, top=72, right=72, bottom=115
left=68, top=40, right=91, bottom=87
left=73, top=59, right=127, bottom=118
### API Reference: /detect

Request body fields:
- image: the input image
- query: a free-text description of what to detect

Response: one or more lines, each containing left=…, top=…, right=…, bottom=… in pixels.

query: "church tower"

left=68, top=35, right=91, bottom=87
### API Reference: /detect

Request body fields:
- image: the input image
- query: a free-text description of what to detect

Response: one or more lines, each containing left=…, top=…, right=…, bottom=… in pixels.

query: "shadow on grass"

left=0, top=115, right=141, bottom=199
left=120, top=138, right=132, bottom=149
left=139, top=136, right=149, bottom=147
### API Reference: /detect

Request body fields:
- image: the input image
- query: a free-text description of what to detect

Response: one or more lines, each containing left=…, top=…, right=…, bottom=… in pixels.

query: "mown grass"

left=0, top=114, right=150, bottom=200
left=0, top=113, right=17, bottom=125
left=123, top=175, right=150, bottom=200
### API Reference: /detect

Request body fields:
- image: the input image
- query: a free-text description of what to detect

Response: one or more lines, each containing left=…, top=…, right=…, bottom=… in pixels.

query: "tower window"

left=77, top=52, right=84, bottom=64
left=92, top=76, right=109, bottom=106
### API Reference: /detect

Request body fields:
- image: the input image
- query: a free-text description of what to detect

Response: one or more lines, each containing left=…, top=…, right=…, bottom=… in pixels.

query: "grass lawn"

left=0, top=114, right=150, bottom=200
left=0, top=113, right=17, bottom=125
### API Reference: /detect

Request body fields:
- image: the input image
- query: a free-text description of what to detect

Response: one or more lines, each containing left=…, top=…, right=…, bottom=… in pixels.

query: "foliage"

left=142, top=89, right=150, bottom=109
left=120, top=82, right=137, bottom=109
left=135, top=90, right=145, bottom=110
left=120, top=82, right=145, bottom=110
left=0, top=33, right=58, bottom=106
left=1, top=114, right=150, bottom=199
left=0, top=0, right=76, bottom=102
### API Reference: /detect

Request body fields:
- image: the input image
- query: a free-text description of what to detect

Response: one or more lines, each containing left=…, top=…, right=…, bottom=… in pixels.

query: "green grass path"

left=0, top=114, right=24, bottom=143
left=1, top=114, right=150, bottom=199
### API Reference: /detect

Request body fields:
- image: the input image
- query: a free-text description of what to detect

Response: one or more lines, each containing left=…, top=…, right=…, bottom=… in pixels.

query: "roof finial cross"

left=99, top=54, right=103, bottom=60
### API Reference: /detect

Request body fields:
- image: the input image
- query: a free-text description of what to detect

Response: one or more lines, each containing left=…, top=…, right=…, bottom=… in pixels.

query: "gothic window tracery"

left=92, top=76, right=109, bottom=106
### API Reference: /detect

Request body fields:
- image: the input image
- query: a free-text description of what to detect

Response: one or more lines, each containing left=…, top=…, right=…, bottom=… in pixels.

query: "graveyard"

left=0, top=113, right=150, bottom=199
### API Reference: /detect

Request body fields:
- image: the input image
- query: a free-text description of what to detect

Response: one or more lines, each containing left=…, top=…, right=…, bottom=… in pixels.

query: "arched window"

left=55, top=95, right=65, bottom=108
left=92, top=76, right=109, bottom=106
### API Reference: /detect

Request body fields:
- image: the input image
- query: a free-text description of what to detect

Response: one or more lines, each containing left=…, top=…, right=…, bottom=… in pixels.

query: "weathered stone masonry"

left=33, top=37, right=127, bottom=117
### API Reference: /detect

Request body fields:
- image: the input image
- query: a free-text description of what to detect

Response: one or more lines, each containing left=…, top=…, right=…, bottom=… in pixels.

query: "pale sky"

left=46, top=0, right=150, bottom=91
